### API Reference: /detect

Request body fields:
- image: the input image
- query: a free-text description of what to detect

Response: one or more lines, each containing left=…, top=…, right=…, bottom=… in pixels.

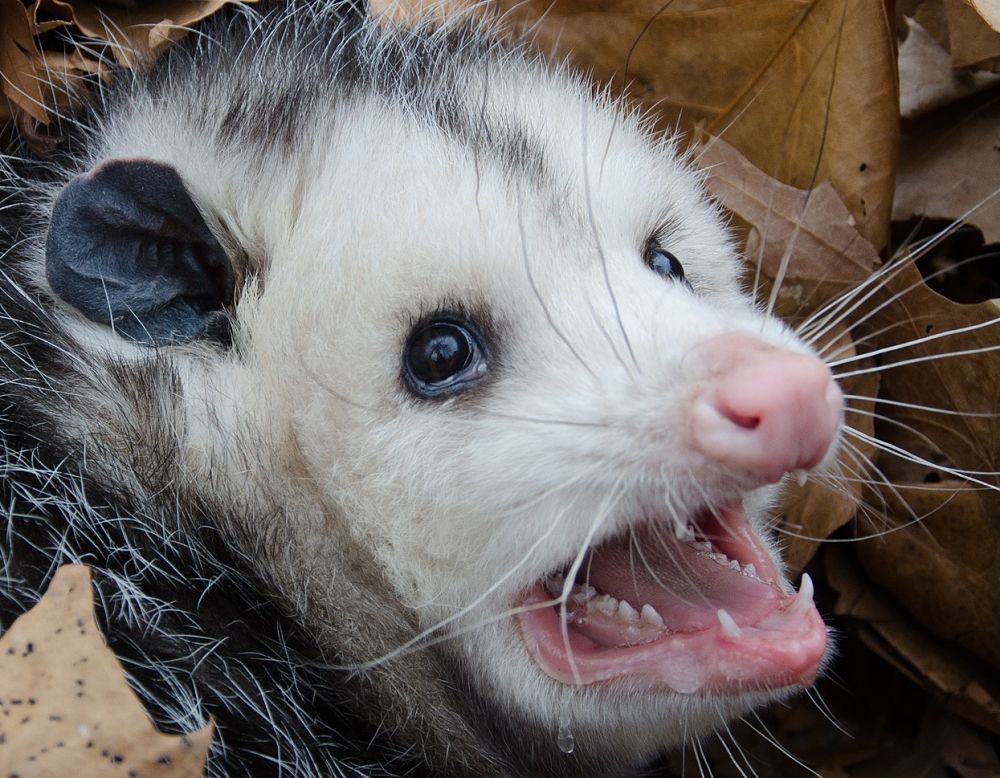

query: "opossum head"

left=36, top=6, right=842, bottom=773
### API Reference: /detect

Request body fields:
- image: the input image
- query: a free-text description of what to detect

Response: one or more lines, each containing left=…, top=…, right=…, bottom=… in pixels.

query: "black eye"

left=404, top=319, right=487, bottom=398
left=645, top=245, right=686, bottom=283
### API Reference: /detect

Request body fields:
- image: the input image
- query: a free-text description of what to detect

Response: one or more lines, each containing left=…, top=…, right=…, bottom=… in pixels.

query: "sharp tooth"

left=794, top=469, right=809, bottom=487
left=617, top=600, right=639, bottom=622
left=592, top=595, right=618, bottom=616
left=571, top=585, right=596, bottom=604
left=640, top=603, right=664, bottom=627
left=716, top=608, right=743, bottom=638
left=545, top=575, right=564, bottom=597
left=675, top=523, right=696, bottom=542
left=743, top=563, right=758, bottom=579
left=788, top=572, right=815, bottom=615
left=728, top=559, right=741, bottom=571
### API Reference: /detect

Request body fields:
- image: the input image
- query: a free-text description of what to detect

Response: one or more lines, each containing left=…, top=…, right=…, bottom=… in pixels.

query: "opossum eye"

left=645, top=245, right=686, bottom=283
left=404, top=319, right=486, bottom=397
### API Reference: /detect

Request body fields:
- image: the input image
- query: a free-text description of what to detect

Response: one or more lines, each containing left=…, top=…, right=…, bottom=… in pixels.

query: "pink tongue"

left=582, top=539, right=782, bottom=634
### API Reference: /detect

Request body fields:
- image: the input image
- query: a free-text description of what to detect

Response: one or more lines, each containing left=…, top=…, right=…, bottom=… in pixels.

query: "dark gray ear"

left=45, top=158, right=234, bottom=346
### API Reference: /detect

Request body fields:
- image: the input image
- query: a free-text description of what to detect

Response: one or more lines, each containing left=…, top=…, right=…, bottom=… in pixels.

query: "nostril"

left=719, top=405, right=760, bottom=430
left=690, top=334, right=844, bottom=486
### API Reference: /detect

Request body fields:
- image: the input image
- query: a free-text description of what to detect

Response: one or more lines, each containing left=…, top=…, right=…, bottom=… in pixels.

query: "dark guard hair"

left=0, top=2, right=585, bottom=776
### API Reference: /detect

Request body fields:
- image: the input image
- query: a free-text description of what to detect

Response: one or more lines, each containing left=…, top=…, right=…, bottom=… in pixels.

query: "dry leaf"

left=705, top=0, right=898, bottom=249
left=0, top=0, right=50, bottom=122
left=945, top=0, right=1000, bottom=68
left=859, top=259, right=1000, bottom=490
left=894, top=92, right=1000, bottom=244
left=849, top=258, right=1000, bottom=682
left=46, top=1, right=245, bottom=67
left=475, top=0, right=897, bottom=249
left=855, top=482, right=1000, bottom=668
left=966, top=0, right=1000, bottom=31
left=827, top=546, right=1000, bottom=735
left=699, top=138, right=881, bottom=295
left=0, top=0, right=250, bottom=125
left=0, top=565, right=213, bottom=777
left=898, top=16, right=1000, bottom=117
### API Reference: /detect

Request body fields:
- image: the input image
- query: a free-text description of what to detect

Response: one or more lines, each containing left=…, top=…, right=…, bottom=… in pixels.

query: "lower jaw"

left=516, top=583, right=826, bottom=693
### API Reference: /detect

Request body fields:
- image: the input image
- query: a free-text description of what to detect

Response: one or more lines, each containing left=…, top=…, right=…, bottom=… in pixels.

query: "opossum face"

left=42, top=19, right=842, bottom=771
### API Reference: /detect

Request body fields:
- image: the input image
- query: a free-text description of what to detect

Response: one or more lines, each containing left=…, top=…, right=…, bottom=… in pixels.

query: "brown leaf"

left=0, top=0, right=50, bottom=122
left=827, top=546, right=1000, bottom=734
left=893, top=91, right=1000, bottom=244
left=966, top=0, right=1000, bottom=31
left=938, top=709, right=1000, bottom=778
left=898, top=16, right=1000, bottom=117
left=855, top=482, right=1000, bottom=668
left=473, top=0, right=897, bottom=250
left=705, top=0, right=899, bottom=250
left=54, top=1, right=247, bottom=67
left=945, top=0, right=1000, bottom=68
left=699, top=138, right=882, bottom=300
left=858, top=260, right=1000, bottom=491
left=0, top=565, right=213, bottom=777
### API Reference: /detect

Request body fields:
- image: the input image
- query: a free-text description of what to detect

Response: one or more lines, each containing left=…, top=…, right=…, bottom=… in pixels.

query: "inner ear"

left=45, top=158, right=234, bottom=346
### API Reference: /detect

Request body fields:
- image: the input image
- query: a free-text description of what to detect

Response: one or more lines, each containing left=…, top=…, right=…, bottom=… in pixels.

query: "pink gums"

left=516, top=509, right=827, bottom=694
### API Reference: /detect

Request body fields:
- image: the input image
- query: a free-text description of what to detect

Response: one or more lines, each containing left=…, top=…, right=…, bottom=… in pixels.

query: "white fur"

left=22, top=5, right=838, bottom=770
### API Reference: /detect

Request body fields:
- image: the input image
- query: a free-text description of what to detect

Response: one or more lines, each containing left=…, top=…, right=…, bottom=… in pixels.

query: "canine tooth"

left=571, top=585, right=596, bottom=604
left=716, top=608, right=743, bottom=638
left=676, top=523, right=696, bottom=542
left=640, top=603, right=664, bottom=627
left=592, top=595, right=618, bottom=616
left=794, top=469, right=809, bottom=487
left=788, top=572, right=815, bottom=615
left=617, top=600, right=639, bottom=622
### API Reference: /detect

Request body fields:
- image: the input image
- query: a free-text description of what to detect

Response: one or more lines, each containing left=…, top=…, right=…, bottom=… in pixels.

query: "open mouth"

left=516, top=507, right=826, bottom=694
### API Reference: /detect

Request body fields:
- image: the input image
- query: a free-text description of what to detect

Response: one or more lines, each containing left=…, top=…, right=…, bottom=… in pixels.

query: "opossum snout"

left=688, top=333, right=843, bottom=485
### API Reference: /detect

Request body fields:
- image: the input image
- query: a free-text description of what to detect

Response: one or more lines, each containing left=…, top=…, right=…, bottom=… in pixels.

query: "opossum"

left=0, top=1, right=849, bottom=775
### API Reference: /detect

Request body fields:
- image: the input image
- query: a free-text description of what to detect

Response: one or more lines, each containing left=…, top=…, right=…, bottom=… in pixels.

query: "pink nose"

left=689, top=333, right=843, bottom=485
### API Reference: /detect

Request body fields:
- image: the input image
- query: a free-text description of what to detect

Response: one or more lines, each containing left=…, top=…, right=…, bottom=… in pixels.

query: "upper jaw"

left=514, top=503, right=826, bottom=694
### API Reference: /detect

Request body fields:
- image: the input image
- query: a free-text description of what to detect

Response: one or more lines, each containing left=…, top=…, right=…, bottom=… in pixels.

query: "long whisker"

left=713, top=726, right=754, bottom=778
left=333, top=490, right=581, bottom=672
left=803, top=232, right=1000, bottom=347
left=842, top=394, right=996, bottom=418
left=843, top=405, right=965, bottom=455
left=516, top=194, right=597, bottom=379
left=741, top=712, right=824, bottom=777
left=845, top=426, right=999, bottom=485
left=816, top=314, right=934, bottom=362
left=832, top=341, right=1000, bottom=380
left=802, top=688, right=852, bottom=737
left=560, top=479, right=625, bottom=685
left=825, top=315, right=1000, bottom=369
left=580, top=103, right=641, bottom=373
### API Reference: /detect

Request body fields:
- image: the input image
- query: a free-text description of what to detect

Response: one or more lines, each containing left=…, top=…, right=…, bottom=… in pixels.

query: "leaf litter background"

left=0, top=0, right=998, bottom=776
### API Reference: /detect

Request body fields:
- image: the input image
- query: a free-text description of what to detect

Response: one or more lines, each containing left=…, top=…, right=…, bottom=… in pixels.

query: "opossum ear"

left=45, top=158, right=234, bottom=346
